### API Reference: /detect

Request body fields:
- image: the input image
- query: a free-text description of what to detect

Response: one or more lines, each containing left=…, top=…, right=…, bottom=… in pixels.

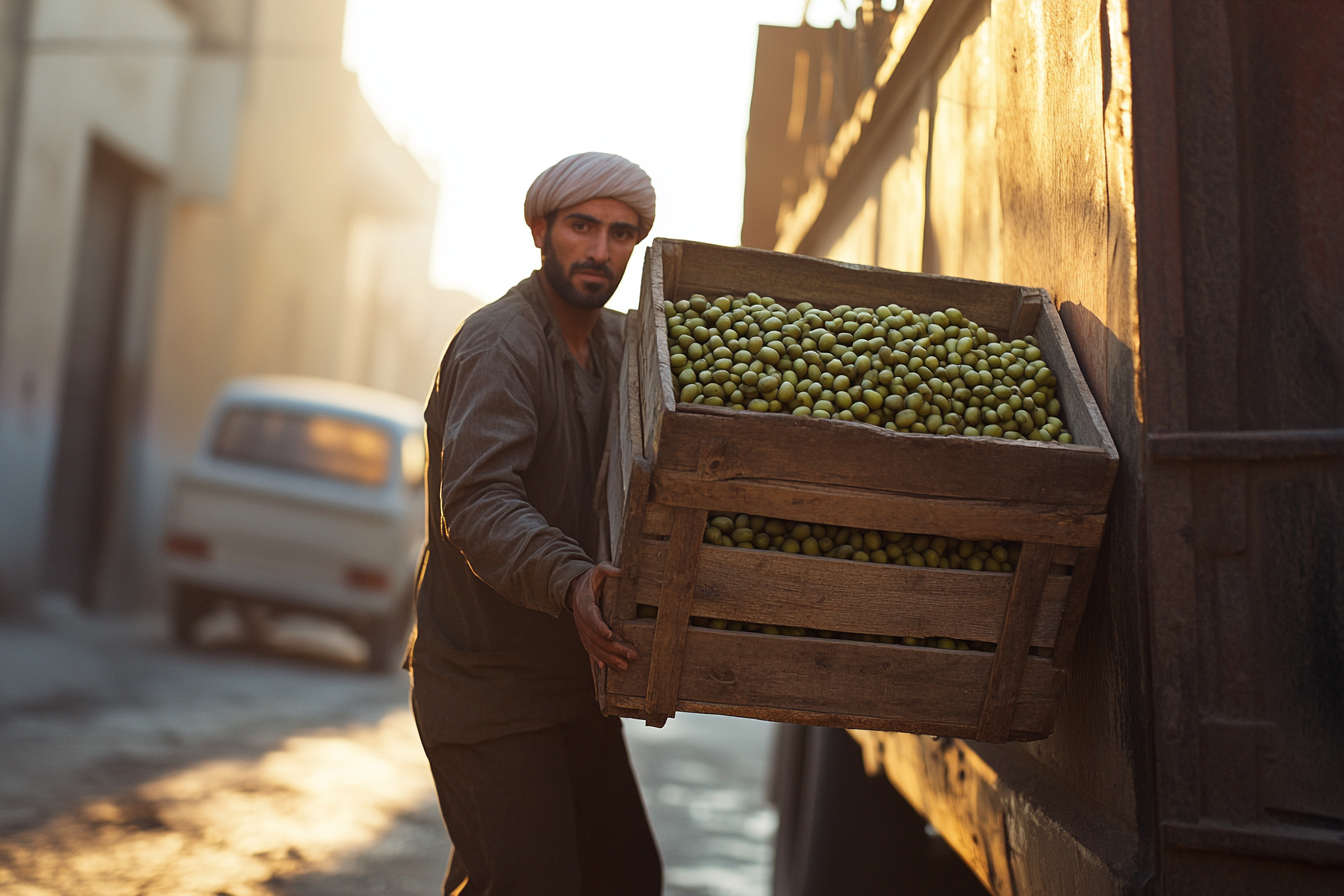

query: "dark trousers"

left=418, top=712, right=662, bottom=896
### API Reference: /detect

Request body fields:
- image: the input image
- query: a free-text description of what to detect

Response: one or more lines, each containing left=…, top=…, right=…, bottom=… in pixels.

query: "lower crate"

left=597, top=489, right=1097, bottom=743
left=604, top=622, right=1066, bottom=740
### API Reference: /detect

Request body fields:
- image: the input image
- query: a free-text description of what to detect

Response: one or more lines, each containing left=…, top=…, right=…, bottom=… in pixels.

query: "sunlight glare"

left=342, top=0, right=865, bottom=311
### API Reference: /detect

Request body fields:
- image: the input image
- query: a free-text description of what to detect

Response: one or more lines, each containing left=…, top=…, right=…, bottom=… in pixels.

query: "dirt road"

left=0, top=603, right=775, bottom=895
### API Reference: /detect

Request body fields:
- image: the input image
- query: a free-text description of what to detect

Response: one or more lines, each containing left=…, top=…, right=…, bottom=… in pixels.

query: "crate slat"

left=607, top=622, right=1063, bottom=737
left=642, top=507, right=703, bottom=724
left=975, top=542, right=1056, bottom=741
left=631, top=539, right=1070, bottom=647
left=654, top=410, right=1114, bottom=509
left=649, top=473, right=1108, bottom=546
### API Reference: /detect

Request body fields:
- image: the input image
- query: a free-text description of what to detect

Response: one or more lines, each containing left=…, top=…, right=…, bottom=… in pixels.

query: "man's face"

left=531, top=197, right=640, bottom=310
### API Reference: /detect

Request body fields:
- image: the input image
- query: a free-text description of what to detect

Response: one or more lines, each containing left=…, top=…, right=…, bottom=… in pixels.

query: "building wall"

left=0, top=0, right=192, bottom=612
left=0, top=0, right=469, bottom=613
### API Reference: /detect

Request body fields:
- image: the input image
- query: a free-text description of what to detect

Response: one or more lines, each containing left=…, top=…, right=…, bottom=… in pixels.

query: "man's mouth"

left=572, top=267, right=612, bottom=289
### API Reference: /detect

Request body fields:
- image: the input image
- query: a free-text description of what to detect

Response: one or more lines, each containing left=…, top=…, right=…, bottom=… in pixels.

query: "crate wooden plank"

left=1009, top=288, right=1046, bottom=340
left=1050, top=545, right=1100, bottom=671
left=606, top=622, right=1062, bottom=736
left=670, top=241, right=1020, bottom=333
left=637, top=249, right=675, bottom=461
left=608, top=458, right=651, bottom=625
left=976, top=542, right=1055, bottom=742
left=1035, top=300, right=1119, bottom=470
left=604, top=692, right=1058, bottom=741
left=654, top=409, right=1114, bottom=507
left=619, top=310, right=643, bottom=503
left=631, top=540, right=1070, bottom=647
left=642, top=501, right=674, bottom=537
left=642, top=507, right=704, bottom=724
left=602, top=312, right=641, bottom=562
left=650, top=470, right=1108, bottom=546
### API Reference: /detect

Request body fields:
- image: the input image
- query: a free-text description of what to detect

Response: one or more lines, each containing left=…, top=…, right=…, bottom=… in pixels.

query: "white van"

left=164, top=376, right=426, bottom=670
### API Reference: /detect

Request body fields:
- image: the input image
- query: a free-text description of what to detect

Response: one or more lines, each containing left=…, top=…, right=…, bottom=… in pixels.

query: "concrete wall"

left=0, top=0, right=192, bottom=612
left=0, top=0, right=470, bottom=613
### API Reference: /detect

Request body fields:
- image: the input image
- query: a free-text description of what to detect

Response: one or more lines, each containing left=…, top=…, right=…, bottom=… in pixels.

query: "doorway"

left=41, top=142, right=150, bottom=609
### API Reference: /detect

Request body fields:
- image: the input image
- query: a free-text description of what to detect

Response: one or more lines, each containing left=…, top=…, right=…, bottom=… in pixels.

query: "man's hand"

left=567, top=563, right=637, bottom=671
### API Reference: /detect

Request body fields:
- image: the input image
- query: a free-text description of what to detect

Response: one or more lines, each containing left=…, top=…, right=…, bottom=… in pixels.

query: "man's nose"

left=587, top=228, right=613, bottom=264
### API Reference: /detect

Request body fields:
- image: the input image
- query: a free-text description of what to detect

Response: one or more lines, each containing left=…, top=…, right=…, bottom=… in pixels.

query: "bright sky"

left=341, top=0, right=873, bottom=312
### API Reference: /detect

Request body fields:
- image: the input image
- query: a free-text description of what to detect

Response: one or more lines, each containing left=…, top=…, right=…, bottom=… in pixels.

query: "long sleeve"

left=437, top=346, right=592, bottom=617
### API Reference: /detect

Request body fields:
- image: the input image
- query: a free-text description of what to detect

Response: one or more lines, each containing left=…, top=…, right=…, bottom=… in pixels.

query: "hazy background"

left=342, top=0, right=873, bottom=311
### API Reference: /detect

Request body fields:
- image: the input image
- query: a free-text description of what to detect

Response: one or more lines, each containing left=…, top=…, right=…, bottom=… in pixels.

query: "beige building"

left=0, top=0, right=475, bottom=614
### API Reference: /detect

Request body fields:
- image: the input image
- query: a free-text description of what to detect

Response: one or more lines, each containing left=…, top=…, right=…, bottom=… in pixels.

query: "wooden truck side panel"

left=750, top=0, right=1344, bottom=893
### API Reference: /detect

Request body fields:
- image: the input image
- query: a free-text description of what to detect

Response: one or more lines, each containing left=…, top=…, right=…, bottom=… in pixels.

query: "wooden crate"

left=596, top=239, right=1119, bottom=743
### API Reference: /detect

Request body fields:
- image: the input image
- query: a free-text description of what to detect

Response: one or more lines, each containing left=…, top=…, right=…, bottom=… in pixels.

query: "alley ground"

left=0, top=598, right=777, bottom=896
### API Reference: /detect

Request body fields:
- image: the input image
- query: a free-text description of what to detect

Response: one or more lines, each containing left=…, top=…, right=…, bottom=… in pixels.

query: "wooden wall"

left=773, top=0, right=1344, bottom=891
left=798, top=5, right=1149, bottom=888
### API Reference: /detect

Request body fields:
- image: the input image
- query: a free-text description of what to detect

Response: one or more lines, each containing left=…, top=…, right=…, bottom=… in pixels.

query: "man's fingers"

left=580, top=632, right=635, bottom=669
left=577, top=600, right=613, bottom=640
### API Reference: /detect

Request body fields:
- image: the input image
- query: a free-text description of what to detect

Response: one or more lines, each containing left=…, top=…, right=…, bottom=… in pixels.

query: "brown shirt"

left=408, top=271, right=623, bottom=745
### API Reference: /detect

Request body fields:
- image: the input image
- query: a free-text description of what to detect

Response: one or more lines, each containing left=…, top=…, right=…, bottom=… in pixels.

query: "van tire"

left=361, top=591, right=412, bottom=673
left=170, top=585, right=213, bottom=647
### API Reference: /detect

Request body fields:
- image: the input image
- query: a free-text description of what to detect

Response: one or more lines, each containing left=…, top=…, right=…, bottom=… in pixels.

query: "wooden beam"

left=976, top=542, right=1055, bottom=741
left=641, top=507, right=704, bottom=724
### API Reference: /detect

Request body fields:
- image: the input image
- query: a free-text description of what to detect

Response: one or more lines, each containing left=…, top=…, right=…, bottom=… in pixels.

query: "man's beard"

left=542, top=230, right=618, bottom=310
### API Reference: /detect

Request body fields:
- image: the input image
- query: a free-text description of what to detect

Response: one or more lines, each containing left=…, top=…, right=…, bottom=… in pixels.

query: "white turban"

left=524, top=152, right=656, bottom=239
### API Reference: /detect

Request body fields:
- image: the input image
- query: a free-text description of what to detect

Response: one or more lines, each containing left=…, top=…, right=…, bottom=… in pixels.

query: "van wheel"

left=361, top=592, right=412, bottom=673
left=171, top=586, right=213, bottom=647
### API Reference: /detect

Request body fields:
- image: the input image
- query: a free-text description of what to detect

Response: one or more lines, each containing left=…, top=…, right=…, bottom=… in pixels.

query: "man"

left=407, top=152, right=662, bottom=895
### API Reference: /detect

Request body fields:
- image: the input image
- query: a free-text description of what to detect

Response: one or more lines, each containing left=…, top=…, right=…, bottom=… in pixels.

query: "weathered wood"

left=635, top=539, right=1071, bottom=647
left=619, top=310, right=642, bottom=501
left=670, top=239, right=1018, bottom=332
left=642, top=501, right=673, bottom=537
left=608, top=621, right=1061, bottom=737
left=1010, top=288, right=1046, bottom=340
left=650, top=469, right=1108, bottom=546
left=1035, top=300, right=1119, bottom=463
left=976, top=542, right=1055, bottom=741
left=642, top=507, right=704, bottom=723
left=637, top=247, right=675, bottom=462
left=1050, top=545, right=1100, bottom=672
left=608, top=457, right=651, bottom=625
left=1147, top=429, right=1344, bottom=462
left=1052, top=544, right=1081, bottom=566
left=602, top=311, right=640, bottom=562
left=862, top=731, right=1016, bottom=894
left=656, top=408, right=1115, bottom=507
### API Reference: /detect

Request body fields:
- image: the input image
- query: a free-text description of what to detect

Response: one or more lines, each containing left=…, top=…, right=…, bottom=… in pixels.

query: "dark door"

left=42, top=142, right=146, bottom=609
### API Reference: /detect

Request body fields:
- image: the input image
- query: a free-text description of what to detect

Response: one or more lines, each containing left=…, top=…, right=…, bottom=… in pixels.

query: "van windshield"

left=212, top=406, right=392, bottom=487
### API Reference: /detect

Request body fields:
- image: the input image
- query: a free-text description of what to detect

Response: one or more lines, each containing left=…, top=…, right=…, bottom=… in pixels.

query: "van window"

left=213, top=406, right=392, bottom=487
left=401, top=431, right=426, bottom=488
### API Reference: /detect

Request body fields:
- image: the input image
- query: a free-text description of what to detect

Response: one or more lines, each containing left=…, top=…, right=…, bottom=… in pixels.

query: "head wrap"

left=524, top=152, right=656, bottom=239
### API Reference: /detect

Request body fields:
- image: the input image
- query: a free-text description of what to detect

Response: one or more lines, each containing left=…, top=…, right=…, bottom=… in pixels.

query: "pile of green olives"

left=664, top=293, right=1072, bottom=442
left=702, top=512, right=1021, bottom=571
